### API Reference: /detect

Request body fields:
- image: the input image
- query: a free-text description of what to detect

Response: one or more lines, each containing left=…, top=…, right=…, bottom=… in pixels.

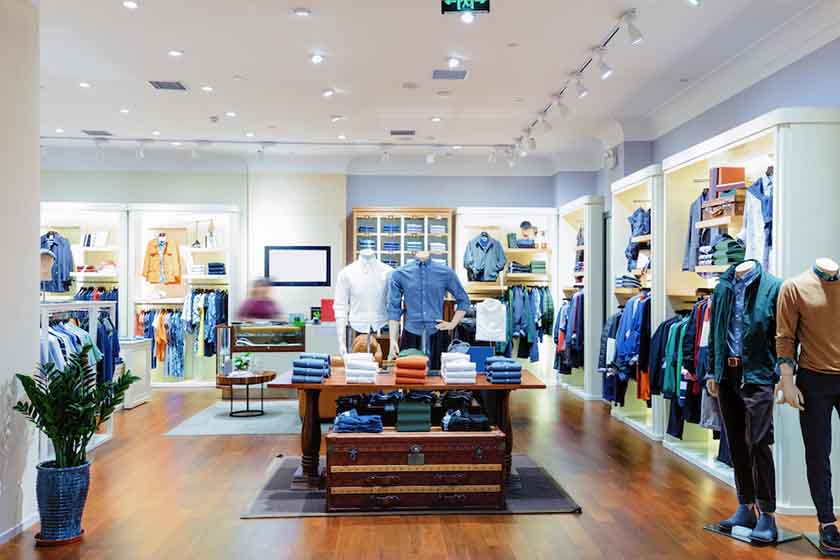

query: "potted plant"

left=14, top=345, right=138, bottom=546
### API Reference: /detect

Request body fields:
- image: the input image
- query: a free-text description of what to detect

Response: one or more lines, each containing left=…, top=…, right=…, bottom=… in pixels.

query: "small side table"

left=216, top=371, right=277, bottom=417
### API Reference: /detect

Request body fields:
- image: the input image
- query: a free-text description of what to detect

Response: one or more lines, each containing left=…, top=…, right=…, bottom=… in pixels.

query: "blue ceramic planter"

left=35, top=461, right=90, bottom=544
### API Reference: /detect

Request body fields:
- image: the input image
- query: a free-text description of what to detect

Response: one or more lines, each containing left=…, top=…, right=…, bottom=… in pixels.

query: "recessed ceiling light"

left=122, top=1, right=139, bottom=9
left=460, top=12, right=475, bottom=23
left=680, top=78, right=690, bottom=83
left=245, top=132, right=255, bottom=138
left=267, top=124, right=277, bottom=129
left=452, top=145, right=463, bottom=150
left=513, top=97, right=525, bottom=103
left=232, top=74, right=245, bottom=81
left=310, top=54, right=325, bottom=65
left=152, top=130, right=161, bottom=136
left=119, top=108, right=130, bottom=114
left=337, top=134, right=347, bottom=140
left=55, top=128, right=65, bottom=134
left=167, top=49, right=184, bottom=57
left=431, top=116, right=442, bottom=123
left=79, top=82, right=91, bottom=88
left=687, top=0, right=701, bottom=5
left=292, top=7, right=312, bottom=16
left=447, top=57, right=462, bottom=69
left=330, top=115, right=346, bottom=123
left=507, top=42, right=520, bottom=48
left=436, top=90, right=451, bottom=97
left=322, top=88, right=336, bottom=98
left=170, top=141, right=182, bottom=146
left=200, top=85, right=214, bottom=92
left=225, top=111, right=237, bottom=118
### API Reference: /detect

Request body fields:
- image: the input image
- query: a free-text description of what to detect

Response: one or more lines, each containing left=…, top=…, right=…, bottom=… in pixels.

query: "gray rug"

left=165, top=400, right=329, bottom=436
left=242, top=454, right=582, bottom=518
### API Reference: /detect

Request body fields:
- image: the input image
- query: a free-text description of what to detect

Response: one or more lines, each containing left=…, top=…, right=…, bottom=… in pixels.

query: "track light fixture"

left=135, top=141, right=146, bottom=160
left=550, top=93, right=570, bottom=117
left=381, top=147, right=391, bottom=162
left=488, top=150, right=497, bottom=164
left=623, top=9, right=644, bottom=45
left=537, top=114, right=552, bottom=134
left=573, top=73, right=589, bottom=99
left=426, top=152, right=436, bottom=165
left=528, top=136, right=537, bottom=152
left=595, top=47, right=613, bottom=80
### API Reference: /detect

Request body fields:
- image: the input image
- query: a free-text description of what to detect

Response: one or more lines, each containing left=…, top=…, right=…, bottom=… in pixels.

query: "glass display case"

left=216, top=322, right=306, bottom=376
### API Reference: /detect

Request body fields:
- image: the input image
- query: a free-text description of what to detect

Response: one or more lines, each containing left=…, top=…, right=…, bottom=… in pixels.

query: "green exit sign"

left=441, top=0, right=490, bottom=14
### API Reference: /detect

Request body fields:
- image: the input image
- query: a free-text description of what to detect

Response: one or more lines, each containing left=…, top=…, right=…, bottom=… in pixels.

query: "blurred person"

left=238, top=278, right=280, bottom=320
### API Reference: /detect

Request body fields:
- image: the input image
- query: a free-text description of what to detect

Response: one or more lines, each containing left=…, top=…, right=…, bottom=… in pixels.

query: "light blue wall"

left=653, top=36, right=840, bottom=162
left=347, top=173, right=598, bottom=213
left=623, top=141, right=653, bottom=177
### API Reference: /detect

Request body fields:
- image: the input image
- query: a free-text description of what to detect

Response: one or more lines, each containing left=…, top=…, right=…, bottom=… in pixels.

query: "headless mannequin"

left=388, top=251, right=466, bottom=360
left=335, top=249, right=387, bottom=356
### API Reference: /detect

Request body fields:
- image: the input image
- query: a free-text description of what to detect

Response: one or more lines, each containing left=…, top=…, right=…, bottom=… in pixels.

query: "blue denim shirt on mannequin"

left=387, top=259, right=470, bottom=336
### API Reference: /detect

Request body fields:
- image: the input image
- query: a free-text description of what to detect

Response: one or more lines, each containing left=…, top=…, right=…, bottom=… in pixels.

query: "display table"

left=268, top=368, right=546, bottom=486
left=216, top=372, right=277, bottom=417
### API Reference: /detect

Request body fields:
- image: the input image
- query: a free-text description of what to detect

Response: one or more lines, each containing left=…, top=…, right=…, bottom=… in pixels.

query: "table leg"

left=300, top=389, right=322, bottom=483
left=229, top=386, right=234, bottom=416
left=496, top=389, right=513, bottom=480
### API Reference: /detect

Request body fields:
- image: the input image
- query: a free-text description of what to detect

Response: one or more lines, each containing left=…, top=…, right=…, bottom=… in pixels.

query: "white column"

left=0, top=0, right=41, bottom=542
left=582, top=197, right=605, bottom=399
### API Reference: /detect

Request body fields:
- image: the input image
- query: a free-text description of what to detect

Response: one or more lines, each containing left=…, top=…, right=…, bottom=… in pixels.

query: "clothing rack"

left=39, top=301, right=117, bottom=462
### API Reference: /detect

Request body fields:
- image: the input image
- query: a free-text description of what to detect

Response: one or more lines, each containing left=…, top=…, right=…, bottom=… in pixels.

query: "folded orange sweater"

left=394, top=368, right=427, bottom=379
left=395, top=356, right=429, bottom=370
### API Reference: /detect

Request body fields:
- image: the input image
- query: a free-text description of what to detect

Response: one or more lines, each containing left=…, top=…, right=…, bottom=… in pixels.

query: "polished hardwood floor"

left=0, top=386, right=821, bottom=559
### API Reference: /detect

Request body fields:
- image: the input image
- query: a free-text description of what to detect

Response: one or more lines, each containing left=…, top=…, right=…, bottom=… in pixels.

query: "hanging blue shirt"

left=387, top=259, right=470, bottom=336
left=727, top=264, right=761, bottom=358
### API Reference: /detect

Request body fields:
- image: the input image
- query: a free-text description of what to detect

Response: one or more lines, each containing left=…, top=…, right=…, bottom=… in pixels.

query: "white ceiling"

left=40, top=0, right=818, bottom=164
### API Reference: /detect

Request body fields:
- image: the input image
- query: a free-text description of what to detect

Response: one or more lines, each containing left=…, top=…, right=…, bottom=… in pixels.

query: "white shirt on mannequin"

left=334, top=252, right=393, bottom=335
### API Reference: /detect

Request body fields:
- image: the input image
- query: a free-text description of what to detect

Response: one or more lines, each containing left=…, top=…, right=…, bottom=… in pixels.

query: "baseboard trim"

left=0, top=512, right=39, bottom=545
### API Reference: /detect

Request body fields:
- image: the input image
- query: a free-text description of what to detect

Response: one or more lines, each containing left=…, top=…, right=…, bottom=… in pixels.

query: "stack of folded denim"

left=442, top=359, right=477, bottom=384
left=405, top=239, right=424, bottom=251
left=442, top=409, right=491, bottom=432
left=382, top=240, right=401, bottom=252
left=190, top=264, right=206, bottom=276
left=292, top=354, right=331, bottom=383
left=395, top=355, right=428, bottom=385
left=382, top=223, right=400, bottom=234
left=713, top=237, right=745, bottom=265
left=405, top=222, right=424, bottom=234
left=333, top=409, right=383, bottom=433
left=516, top=239, right=536, bottom=249
left=508, top=261, right=531, bottom=273
left=485, top=356, right=522, bottom=384
left=358, top=239, right=377, bottom=250
left=396, top=400, right=431, bottom=432
left=615, top=274, right=641, bottom=289
left=207, top=262, right=226, bottom=276
left=358, top=224, right=376, bottom=234
left=428, top=241, right=447, bottom=253
left=698, top=245, right=714, bottom=266
left=429, top=224, right=447, bottom=235
left=345, top=354, right=378, bottom=384
left=530, top=260, right=547, bottom=274
left=382, top=257, right=399, bottom=268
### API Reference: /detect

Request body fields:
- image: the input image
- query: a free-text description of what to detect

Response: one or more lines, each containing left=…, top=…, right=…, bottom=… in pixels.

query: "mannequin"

left=334, top=249, right=392, bottom=356
left=387, top=251, right=469, bottom=368
left=777, top=257, right=840, bottom=551
left=705, top=258, right=782, bottom=543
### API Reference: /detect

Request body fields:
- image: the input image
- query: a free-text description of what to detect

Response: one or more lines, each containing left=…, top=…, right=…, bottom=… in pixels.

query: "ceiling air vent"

left=390, top=130, right=416, bottom=137
left=432, top=69, right=468, bottom=80
left=148, top=80, right=188, bottom=91
left=82, top=130, right=113, bottom=137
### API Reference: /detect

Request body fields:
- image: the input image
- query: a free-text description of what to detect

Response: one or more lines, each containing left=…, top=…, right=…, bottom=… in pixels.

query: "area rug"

left=242, top=454, right=582, bottom=518
left=165, top=400, right=329, bottom=436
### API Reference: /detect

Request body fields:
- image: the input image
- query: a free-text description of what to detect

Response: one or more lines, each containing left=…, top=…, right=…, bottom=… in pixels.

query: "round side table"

left=216, top=371, right=277, bottom=417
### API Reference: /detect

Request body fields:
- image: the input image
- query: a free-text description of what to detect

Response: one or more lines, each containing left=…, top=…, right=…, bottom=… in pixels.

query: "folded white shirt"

left=443, top=362, right=476, bottom=373
left=440, top=352, right=469, bottom=364
left=344, top=353, right=375, bottom=362
left=345, top=368, right=376, bottom=377
left=345, top=360, right=378, bottom=372
left=443, top=376, right=476, bottom=384
left=443, top=370, right=477, bottom=378
left=346, top=373, right=377, bottom=384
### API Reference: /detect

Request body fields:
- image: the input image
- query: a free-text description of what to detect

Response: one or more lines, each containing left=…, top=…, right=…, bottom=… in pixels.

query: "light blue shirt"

left=727, top=265, right=761, bottom=358
left=387, top=259, right=470, bottom=336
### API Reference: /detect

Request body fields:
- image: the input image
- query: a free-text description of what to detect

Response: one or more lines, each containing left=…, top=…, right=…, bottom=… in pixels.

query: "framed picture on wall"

left=264, top=245, right=331, bottom=287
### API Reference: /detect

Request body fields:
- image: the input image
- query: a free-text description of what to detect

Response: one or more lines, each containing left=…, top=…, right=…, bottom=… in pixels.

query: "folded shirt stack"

left=396, top=400, right=431, bottom=432
left=358, top=224, right=376, bottom=233
left=345, top=355, right=378, bottom=384
left=405, top=223, right=424, bottom=234
left=530, top=260, right=547, bottom=274
left=292, top=354, right=331, bottom=384
left=190, top=264, right=206, bottom=276
left=394, top=355, right=429, bottom=385
left=485, top=356, right=522, bottom=384
left=428, top=224, right=447, bottom=234
left=382, top=257, right=399, bottom=268
left=358, top=239, right=377, bottom=250
left=442, top=409, right=491, bottom=432
left=382, top=240, right=401, bottom=252
left=428, top=241, right=447, bottom=253
left=333, top=409, right=383, bottom=433
left=506, top=233, right=518, bottom=249
left=615, top=274, right=642, bottom=289
left=207, top=262, right=226, bottom=276
left=441, top=353, right=477, bottom=384
left=508, top=261, right=531, bottom=274
left=713, top=237, right=745, bottom=265
left=405, top=240, right=424, bottom=251
left=382, top=223, right=400, bottom=234
left=516, top=239, right=536, bottom=249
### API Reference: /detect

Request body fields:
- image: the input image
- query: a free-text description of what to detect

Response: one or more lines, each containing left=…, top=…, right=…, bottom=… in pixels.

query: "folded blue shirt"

left=333, top=409, right=384, bottom=433
left=490, top=377, right=521, bottom=384
left=294, top=358, right=330, bottom=370
left=489, top=372, right=522, bottom=379
left=300, top=353, right=330, bottom=362
left=291, top=375, right=324, bottom=384
left=292, top=366, right=327, bottom=377
left=485, top=356, right=518, bottom=365
left=487, top=363, right=522, bottom=373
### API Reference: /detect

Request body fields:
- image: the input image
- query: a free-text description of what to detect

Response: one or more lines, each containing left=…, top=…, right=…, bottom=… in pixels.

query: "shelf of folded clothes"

left=694, top=265, right=730, bottom=274
left=71, top=271, right=119, bottom=284
left=504, top=247, right=551, bottom=257
left=694, top=215, right=743, bottom=230
left=465, top=281, right=505, bottom=295
left=504, top=272, right=550, bottom=284
left=630, top=234, right=651, bottom=244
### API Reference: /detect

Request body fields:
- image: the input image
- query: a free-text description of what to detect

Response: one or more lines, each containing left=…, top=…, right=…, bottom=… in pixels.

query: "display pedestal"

left=805, top=533, right=840, bottom=557
left=703, top=523, right=802, bottom=547
left=291, top=459, right=325, bottom=490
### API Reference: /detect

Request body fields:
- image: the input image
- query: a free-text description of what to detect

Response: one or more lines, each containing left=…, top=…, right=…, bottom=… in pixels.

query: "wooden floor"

left=0, top=386, right=821, bottom=559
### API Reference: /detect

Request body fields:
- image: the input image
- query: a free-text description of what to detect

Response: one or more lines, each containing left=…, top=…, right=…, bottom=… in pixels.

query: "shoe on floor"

left=821, top=524, right=840, bottom=552
left=718, top=505, right=757, bottom=533
left=751, top=513, right=778, bottom=544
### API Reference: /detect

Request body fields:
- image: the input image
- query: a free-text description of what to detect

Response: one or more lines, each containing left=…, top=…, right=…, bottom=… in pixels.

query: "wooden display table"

left=216, top=371, right=277, bottom=417
left=268, top=368, right=546, bottom=487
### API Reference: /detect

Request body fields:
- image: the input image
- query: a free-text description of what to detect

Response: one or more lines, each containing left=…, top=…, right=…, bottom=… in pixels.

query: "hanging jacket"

left=737, top=175, right=773, bottom=269
left=463, top=233, right=507, bottom=281
left=708, top=261, right=782, bottom=385
left=142, top=238, right=182, bottom=284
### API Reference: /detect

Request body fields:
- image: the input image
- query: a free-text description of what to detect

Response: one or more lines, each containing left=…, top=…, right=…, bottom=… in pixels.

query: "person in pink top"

left=238, top=278, right=280, bottom=320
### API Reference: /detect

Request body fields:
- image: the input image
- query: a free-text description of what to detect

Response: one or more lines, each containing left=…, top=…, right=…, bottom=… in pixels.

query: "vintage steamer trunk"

left=326, top=428, right=506, bottom=512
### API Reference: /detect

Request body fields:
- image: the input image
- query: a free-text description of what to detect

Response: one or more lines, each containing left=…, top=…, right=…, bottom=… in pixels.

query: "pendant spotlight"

left=573, top=73, right=589, bottom=99
left=623, top=9, right=644, bottom=45
left=537, top=114, right=552, bottom=134
left=595, top=47, right=613, bottom=80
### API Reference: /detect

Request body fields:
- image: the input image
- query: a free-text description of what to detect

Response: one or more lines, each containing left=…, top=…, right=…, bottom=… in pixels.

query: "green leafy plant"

left=14, top=345, right=139, bottom=468
left=234, top=353, right=251, bottom=371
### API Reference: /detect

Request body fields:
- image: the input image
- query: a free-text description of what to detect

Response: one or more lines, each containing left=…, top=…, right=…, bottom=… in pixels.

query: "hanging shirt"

left=334, top=255, right=393, bottom=333
left=738, top=175, right=774, bottom=270
left=476, top=299, right=507, bottom=342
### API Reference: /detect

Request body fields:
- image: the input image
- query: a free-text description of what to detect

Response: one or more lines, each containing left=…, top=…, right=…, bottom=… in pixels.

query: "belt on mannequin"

left=726, top=357, right=742, bottom=368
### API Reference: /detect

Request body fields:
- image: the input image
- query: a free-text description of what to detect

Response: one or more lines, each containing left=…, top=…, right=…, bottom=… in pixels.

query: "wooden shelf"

left=80, top=245, right=118, bottom=254
left=561, top=286, right=580, bottom=298
left=466, top=282, right=505, bottom=295
left=505, top=273, right=550, bottom=283
left=631, top=234, right=651, bottom=243
left=614, top=287, right=640, bottom=304
left=694, top=265, right=730, bottom=274
left=695, top=215, right=742, bottom=229
left=504, top=248, right=551, bottom=257
left=71, top=271, right=118, bottom=283
left=185, top=275, right=229, bottom=285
